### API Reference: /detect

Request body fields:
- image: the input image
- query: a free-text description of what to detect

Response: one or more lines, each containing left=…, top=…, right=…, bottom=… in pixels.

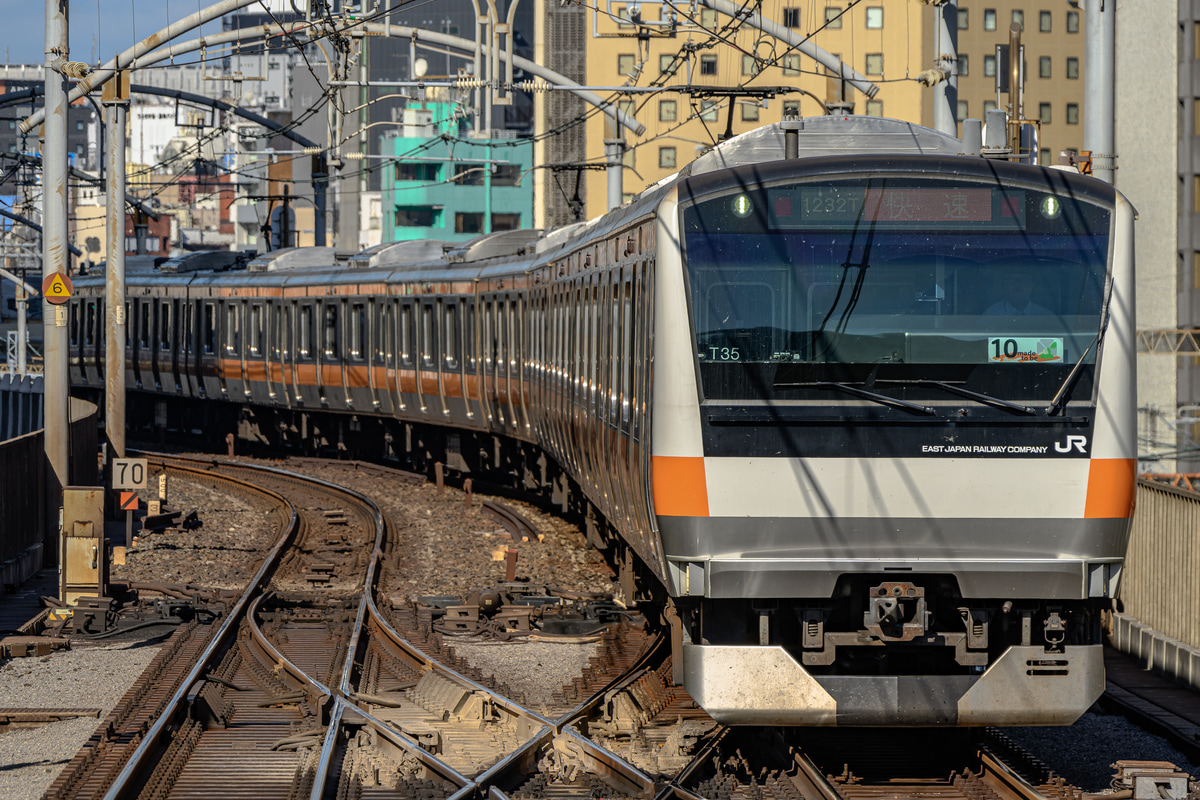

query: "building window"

left=1039, top=103, right=1051, bottom=124
left=984, top=9, right=996, bottom=31
left=782, top=54, right=800, bottom=75
left=616, top=4, right=633, bottom=26
left=984, top=55, right=996, bottom=77
left=700, top=55, right=718, bottom=75
left=958, top=54, right=969, bottom=76
left=865, top=7, right=883, bottom=28
left=1067, top=11, right=1079, bottom=33
left=394, top=207, right=438, bottom=227
left=1012, top=9, right=1023, bottom=27
left=659, top=146, right=676, bottom=169
left=865, top=53, right=883, bottom=75
left=866, top=99, right=883, bottom=116
left=1066, top=57, right=1079, bottom=79
left=741, top=101, right=759, bottom=121
left=1039, top=148, right=1051, bottom=165
left=659, top=99, right=677, bottom=122
left=491, top=213, right=520, bottom=231
left=783, top=7, right=800, bottom=28
left=396, top=162, right=439, bottom=182
left=742, top=54, right=760, bottom=76
left=659, top=54, right=679, bottom=75
left=617, top=54, right=636, bottom=76
left=492, top=164, right=521, bottom=186
left=824, top=6, right=842, bottom=28
left=783, top=100, right=800, bottom=116
left=452, top=164, right=486, bottom=185
left=455, top=212, right=485, bottom=234
left=1039, top=56, right=1051, bottom=78
left=700, top=100, right=719, bottom=121
left=75, top=120, right=85, bottom=131
left=957, top=100, right=969, bottom=120
left=958, top=8, right=968, bottom=29
left=1039, top=10, right=1051, bottom=32
left=1066, top=103, right=1079, bottom=124
left=983, top=99, right=997, bottom=114
left=700, top=8, right=717, bottom=27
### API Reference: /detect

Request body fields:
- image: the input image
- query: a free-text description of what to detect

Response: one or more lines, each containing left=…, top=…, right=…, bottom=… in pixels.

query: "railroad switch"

left=72, top=596, right=116, bottom=635
left=1111, top=761, right=1191, bottom=800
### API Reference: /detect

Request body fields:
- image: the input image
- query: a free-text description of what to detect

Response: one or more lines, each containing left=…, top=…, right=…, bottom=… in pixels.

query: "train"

left=69, top=116, right=1137, bottom=726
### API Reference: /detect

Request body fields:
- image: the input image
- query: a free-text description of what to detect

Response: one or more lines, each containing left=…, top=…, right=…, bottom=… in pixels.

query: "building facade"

left=382, top=102, right=533, bottom=243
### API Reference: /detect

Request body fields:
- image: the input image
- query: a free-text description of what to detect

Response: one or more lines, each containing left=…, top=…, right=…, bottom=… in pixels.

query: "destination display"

left=764, top=186, right=1027, bottom=228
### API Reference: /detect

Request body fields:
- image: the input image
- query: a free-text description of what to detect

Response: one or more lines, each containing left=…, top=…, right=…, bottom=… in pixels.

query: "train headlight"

left=731, top=194, right=753, bottom=218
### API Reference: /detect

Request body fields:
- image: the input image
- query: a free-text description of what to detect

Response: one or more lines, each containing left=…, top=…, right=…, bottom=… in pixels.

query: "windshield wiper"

left=883, top=380, right=1037, bottom=416
left=806, top=381, right=936, bottom=416
left=1046, top=332, right=1100, bottom=416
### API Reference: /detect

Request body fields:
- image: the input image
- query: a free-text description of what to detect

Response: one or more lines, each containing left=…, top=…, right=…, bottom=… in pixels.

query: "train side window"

left=248, top=304, right=263, bottom=356
left=372, top=303, right=385, bottom=364
left=203, top=303, right=216, bottom=355
left=349, top=303, right=365, bottom=360
left=225, top=304, right=239, bottom=354
left=400, top=304, right=413, bottom=366
left=138, top=303, right=151, bottom=349
left=421, top=304, right=435, bottom=369
left=160, top=301, right=171, bottom=351
left=622, top=281, right=633, bottom=424
left=299, top=305, right=313, bottom=358
left=323, top=303, right=337, bottom=357
left=497, top=300, right=507, bottom=374
left=69, top=303, right=79, bottom=346
left=509, top=299, right=519, bottom=371
left=483, top=301, right=494, bottom=371
left=444, top=302, right=459, bottom=370
left=85, top=301, right=96, bottom=346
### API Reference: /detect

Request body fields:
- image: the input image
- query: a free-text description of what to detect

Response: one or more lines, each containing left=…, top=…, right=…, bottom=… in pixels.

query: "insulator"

left=302, top=146, right=323, bottom=155
left=58, top=61, right=91, bottom=79
left=345, top=151, right=365, bottom=160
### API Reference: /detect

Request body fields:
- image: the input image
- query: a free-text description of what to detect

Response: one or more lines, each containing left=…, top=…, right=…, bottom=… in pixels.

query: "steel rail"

left=101, top=457, right=299, bottom=800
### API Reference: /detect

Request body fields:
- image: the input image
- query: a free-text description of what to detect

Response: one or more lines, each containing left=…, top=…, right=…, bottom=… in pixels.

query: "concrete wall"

left=1115, top=0, right=1180, bottom=471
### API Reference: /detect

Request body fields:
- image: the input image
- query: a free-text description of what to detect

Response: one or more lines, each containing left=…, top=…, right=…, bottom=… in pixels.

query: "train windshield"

left=681, top=176, right=1112, bottom=404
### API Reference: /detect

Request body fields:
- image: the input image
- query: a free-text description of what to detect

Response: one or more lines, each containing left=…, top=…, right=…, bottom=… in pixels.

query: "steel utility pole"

left=43, top=0, right=70, bottom=541
left=1084, top=0, right=1115, bottom=183
left=931, top=1, right=958, bottom=137
left=103, top=72, right=129, bottom=458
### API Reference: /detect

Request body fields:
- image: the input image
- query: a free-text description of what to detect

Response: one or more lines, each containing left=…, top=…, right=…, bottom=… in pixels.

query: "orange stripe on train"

left=651, top=456, right=710, bottom=517
left=1084, top=458, right=1136, bottom=518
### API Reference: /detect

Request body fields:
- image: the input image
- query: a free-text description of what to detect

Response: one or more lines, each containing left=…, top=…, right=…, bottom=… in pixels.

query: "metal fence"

left=1119, top=478, right=1200, bottom=648
left=0, top=374, right=43, bottom=440
left=0, top=398, right=97, bottom=587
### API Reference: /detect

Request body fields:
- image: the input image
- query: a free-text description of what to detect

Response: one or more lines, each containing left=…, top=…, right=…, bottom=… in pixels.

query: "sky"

left=3, top=1, right=228, bottom=67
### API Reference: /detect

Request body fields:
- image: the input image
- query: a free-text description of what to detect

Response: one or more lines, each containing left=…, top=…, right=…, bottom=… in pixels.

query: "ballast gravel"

left=0, top=639, right=163, bottom=800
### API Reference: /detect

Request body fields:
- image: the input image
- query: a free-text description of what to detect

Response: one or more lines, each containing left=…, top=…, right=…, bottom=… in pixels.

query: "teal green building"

left=383, top=102, right=535, bottom=243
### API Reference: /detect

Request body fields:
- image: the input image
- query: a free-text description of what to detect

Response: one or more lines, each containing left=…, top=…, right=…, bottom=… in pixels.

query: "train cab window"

left=444, top=302, right=459, bottom=370
left=323, top=303, right=338, bottom=357
left=248, top=304, right=263, bottom=356
left=224, top=304, right=239, bottom=354
left=139, top=303, right=151, bottom=349
left=85, top=302, right=96, bottom=346
left=421, top=304, right=435, bottom=368
left=680, top=176, right=1112, bottom=404
left=299, top=305, right=313, bottom=358
left=203, top=303, right=216, bottom=354
left=349, top=303, right=365, bottom=360
left=400, top=304, right=413, bottom=366
left=160, top=301, right=171, bottom=351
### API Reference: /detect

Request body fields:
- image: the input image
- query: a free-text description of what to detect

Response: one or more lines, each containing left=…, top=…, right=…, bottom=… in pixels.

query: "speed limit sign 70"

left=112, top=458, right=148, bottom=490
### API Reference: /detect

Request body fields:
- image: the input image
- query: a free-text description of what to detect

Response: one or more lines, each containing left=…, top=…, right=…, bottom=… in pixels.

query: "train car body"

left=70, top=117, right=1136, bottom=727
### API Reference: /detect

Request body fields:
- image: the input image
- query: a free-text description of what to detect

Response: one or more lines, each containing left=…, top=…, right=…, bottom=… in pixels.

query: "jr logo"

left=1054, top=435, right=1088, bottom=454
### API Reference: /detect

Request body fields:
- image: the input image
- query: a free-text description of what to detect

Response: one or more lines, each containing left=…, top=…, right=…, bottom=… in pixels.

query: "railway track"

left=40, top=454, right=1184, bottom=800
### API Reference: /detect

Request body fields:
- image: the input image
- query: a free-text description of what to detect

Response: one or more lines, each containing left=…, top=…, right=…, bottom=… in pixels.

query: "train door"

left=398, top=300, right=419, bottom=413
left=510, top=295, right=528, bottom=435
left=297, top=300, right=321, bottom=407
left=463, top=298, right=478, bottom=422
left=182, top=298, right=198, bottom=397
left=368, top=299, right=388, bottom=414
left=440, top=299, right=460, bottom=423
left=199, top=299, right=217, bottom=398
left=420, top=299, right=444, bottom=418
left=221, top=300, right=240, bottom=398
left=279, top=301, right=295, bottom=407
left=266, top=301, right=280, bottom=404
left=157, top=298, right=174, bottom=392
left=479, top=298, right=495, bottom=425
left=346, top=300, right=369, bottom=411
left=68, top=301, right=82, bottom=385
left=247, top=301, right=267, bottom=402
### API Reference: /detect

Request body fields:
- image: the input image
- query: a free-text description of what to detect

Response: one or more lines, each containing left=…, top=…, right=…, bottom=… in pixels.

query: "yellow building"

left=539, top=1, right=940, bottom=220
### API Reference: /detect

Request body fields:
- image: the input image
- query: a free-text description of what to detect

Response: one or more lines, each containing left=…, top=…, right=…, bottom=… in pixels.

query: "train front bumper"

left=682, top=642, right=1103, bottom=726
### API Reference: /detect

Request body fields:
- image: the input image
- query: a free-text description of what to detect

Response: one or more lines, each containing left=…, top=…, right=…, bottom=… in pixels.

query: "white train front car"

left=649, top=117, right=1136, bottom=725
